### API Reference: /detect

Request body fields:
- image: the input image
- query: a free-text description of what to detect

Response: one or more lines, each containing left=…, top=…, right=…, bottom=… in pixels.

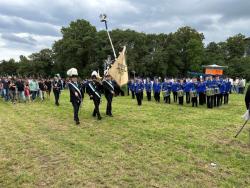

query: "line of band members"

left=127, top=77, right=231, bottom=108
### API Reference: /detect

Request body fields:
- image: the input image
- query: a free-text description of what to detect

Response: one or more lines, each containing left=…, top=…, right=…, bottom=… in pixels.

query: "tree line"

left=1, top=19, right=250, bottom=79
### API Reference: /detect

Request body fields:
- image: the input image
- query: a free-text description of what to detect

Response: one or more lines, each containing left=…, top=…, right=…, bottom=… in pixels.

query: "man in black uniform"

left=86, top=72, right=103, bottom=120
left=102, top=73, right=115, bottom=117
left=52, top=75, right=62, bottom=106
left=67, top=68, right=83, bottom=125
left=245, top=85, right=250, bottom=110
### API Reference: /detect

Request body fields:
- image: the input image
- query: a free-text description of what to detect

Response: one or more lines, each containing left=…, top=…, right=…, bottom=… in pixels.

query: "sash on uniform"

left=104, top=80, right=114, bottom=91
left=69, top=82, right=82, bottom=101
left=88, top=83, right=101, bottom=98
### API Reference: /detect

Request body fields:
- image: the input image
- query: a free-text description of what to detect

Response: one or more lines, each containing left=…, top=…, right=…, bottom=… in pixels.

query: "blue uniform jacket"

left=171, top=82, right=179, bottom=92
left=153, top=82, right=161, bottom=93
left=177, top=83, right=184, bottom=91
left=220, top=82, right=226, bottom=94
left=145, top=82, right=152, bottom=92
left=206, top=80, right=213, bottom=88
left=225, top=81, right=231, bottom=93
left=162, top=82, right=167, bottom=91
left=184, top=82, right=192, bottom=92
left=134, top=82, right=143, bottom=93
left=197, top=82, right=206, bottom=93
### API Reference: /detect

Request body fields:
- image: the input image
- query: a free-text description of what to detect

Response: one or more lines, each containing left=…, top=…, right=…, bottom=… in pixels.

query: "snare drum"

left=206, top=88, right=214, bottom=96
left=164, top=90, right=170, bottom=97
left=190, top=90, right=197, bottom=98
left=177, top=90, right=184, bottom=97
left=214, top=87, right=220, bottom=95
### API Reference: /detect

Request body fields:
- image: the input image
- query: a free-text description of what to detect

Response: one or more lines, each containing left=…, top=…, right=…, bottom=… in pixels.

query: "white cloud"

left=0, top=0, right=250, bottom=60
left=0, top=32, right=61, bottom=60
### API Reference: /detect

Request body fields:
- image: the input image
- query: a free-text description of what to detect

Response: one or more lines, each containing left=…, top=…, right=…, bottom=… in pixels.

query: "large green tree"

left=173, top=26, right=204, bottom=75
left=53, top=19, right=97, bottom=77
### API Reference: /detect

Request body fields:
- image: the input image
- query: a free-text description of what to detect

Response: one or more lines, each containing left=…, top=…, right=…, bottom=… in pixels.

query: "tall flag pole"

left=99, top=14, right=128, bottom=87
left=100, top=14, right=117, bottom=59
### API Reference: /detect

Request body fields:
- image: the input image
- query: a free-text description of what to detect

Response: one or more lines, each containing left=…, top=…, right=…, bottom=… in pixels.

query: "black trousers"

left=93, top=97, right=101, bottom=118
left=178, top=96, right=184, bottom=105
left=131, top=91, right=135, bottom=99
left=245, top=101, right=250, bottom=110
left=164, top=95, right=171, bottom=104
left=224, top=93, right=229, bottom=104
left=217, top=94, right=222, bottom=106
left=72, top=101, right=80, bottom=122
left=105, top=94, right=113, bottom=115
left=186, top=92, right=190, bottom=104
left=199, top=93, right=206, bottom=105
left=173, top=92, right=177, bottom=102
left=215, top=94, right=219, bottom=106
left=136, top=92, right=142, bottom=105
left=146, top=91, right=151, bottom=101
left=192, top=97, right=198, bottom=107
left=207, top=95, right=214, bottom=108
left=53, top=90, right=60, bottom=105
left=127, top=89, right=130, bottom=96
left=154, top=92, right=160, bottom=102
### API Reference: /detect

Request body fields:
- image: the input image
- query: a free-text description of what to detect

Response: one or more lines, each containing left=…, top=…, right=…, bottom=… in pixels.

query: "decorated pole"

left=100, top=14, right=117, bottom=59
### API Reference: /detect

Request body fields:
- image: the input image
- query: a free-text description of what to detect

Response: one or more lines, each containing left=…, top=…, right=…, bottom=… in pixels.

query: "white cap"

left=91, top=70, right=98, bottom=77
left=67, top=68, right=78, bottom=76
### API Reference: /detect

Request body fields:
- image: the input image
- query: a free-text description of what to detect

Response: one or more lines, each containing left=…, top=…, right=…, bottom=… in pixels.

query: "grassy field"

left=0, top=91, right=249, bottom=188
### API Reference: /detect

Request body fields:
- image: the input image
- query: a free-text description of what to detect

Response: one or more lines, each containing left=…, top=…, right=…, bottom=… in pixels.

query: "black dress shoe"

left=75, top=121, right=80, bottom=125
left=97, top=116, right=102, bottom=120
left=108, top=114, right=113, bottom=117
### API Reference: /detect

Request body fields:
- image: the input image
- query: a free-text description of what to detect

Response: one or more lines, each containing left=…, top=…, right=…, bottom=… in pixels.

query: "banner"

left=205, top=69, right=223, bottom=75
left=108, top=46, right=128, bottom=86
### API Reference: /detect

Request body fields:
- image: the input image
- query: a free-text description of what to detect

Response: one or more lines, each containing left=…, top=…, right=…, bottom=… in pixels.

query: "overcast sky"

left=0, top=0, right=250, bottom=60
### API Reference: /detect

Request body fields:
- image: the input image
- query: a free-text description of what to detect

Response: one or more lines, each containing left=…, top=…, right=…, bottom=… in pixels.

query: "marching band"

left=128, top=75, right=232, bottom=108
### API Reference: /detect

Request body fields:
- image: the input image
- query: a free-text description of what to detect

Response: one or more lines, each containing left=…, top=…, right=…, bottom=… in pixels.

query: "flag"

left=108, top=46, right=128, bottom=87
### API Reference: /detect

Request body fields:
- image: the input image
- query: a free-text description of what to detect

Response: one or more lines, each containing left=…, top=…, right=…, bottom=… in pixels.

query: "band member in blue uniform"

left=215, top=77, right=222, bottom=106
left=172, top=79, right=178, bottom=103
left=102, top=73, right=115, bottom=117
left=162, top=78, right=168, bottom=103
left=86, top=71, right=103, bottom=120
left=184, top=79, right=192, bottom=104
left=140, top=79, right=144, bottom=100
left=197, top=78, right=206, bottom=105
left=224, top=79, right=231, bottom=104
left=153, top=78, right=161, bottom=102
left=206, top=76, right=214, bottom=109
left=166, top=79, right=172, bottom=104
left=190, top=78, right=198, bottom=107
left=67, top=68, right=83, bottom=125
left=212, top=76, right=219, bottom=107
left=135, top=78, right=143, bottom=105
left=177, top=80, right=184, bottom=105
left=219, top=80, right=226, bottom=106
left=145, top=78, right=152, bottom=101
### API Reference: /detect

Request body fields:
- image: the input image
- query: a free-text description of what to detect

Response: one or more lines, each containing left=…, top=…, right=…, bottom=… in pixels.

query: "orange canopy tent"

left=202, top=64, right=228, bottom=75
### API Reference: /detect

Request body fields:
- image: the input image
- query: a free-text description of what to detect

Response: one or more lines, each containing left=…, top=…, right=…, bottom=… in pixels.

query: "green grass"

left=0, top=91, right=249, bottom=187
